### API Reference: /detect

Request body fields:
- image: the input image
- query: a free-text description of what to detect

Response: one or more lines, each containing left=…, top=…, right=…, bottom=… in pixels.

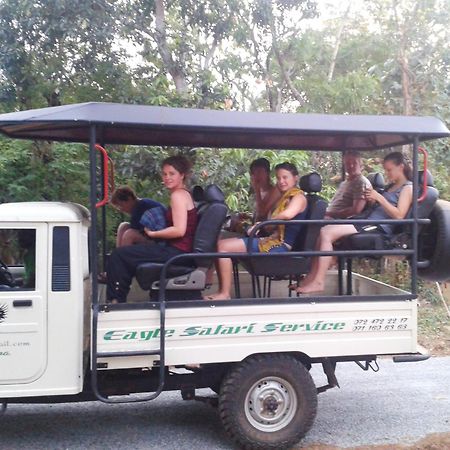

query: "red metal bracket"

left=418, top=146, right=428, bottom=203
left=95, top=144, right=111, bottom=208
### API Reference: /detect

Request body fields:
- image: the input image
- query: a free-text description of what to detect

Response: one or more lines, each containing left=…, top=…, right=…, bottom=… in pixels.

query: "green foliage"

left=0, top=0, right=132, bottom=109
left=0, top=137, right=88, bottom=203
left=0, top=0, right=449, bottom=246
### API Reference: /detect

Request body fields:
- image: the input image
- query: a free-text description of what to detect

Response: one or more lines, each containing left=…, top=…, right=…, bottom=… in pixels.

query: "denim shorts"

left=240, top=237, right=290, bottom=253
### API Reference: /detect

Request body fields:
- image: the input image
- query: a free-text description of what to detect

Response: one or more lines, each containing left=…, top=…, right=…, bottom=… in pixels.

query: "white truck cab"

left=0, top=202, right=90, bottom=396
left=0, top=103, right=449, bottom=450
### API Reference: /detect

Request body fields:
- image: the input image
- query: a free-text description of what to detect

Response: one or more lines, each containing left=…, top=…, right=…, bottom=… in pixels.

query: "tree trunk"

left=399, top=50, right=413, bottom=116
left=328, top=1, right=352, bottom=82
left=154, top=0, right=188, bottom=94
left=269, top=17, right=304, bottom=106
left=393, top=1, right=415, bottom=116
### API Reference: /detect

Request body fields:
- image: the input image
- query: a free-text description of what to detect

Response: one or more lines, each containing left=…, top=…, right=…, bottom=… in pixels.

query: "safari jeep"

left=0, top=103, right=449, bottom=450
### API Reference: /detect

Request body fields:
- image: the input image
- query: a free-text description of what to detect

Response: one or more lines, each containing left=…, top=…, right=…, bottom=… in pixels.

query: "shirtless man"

left=250, top=158, right=281, bottom=221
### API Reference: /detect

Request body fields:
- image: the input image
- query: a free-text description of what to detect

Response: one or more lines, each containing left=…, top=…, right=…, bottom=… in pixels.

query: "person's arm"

left=272, top=194, right=307, bottom=220
left=330, top=198, right=367, bottom=218
left=255, top=185, right=282, bottom=220
left=366, top=185, right=412, bottom=219
left=331, top=178, right=369, bottom=218
left=145, top=190, right=189, bottom=239
left=246, top=193, right=306, bottom=235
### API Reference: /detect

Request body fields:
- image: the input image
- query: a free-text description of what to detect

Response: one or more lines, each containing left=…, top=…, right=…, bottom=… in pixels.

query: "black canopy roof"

left=0, top=102, right=448, bottom=151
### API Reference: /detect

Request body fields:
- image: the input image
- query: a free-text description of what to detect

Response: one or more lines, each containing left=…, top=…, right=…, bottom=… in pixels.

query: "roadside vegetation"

left=355, top=259, right=450, bottom=355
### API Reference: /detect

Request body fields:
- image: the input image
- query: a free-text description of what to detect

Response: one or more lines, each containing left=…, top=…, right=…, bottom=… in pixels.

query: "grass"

left=354, top=260, right=450, bottom=356
left=417, top=289, right=450, bottom=356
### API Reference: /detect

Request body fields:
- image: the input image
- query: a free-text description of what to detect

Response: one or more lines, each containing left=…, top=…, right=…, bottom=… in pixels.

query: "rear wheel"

left=219, top=354, right=317, bottom=450
left=418, top=199, right=450, bottom=281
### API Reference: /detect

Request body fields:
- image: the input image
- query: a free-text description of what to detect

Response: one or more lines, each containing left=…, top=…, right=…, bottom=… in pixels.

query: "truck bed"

left=97, top=271, right=417, bottom=370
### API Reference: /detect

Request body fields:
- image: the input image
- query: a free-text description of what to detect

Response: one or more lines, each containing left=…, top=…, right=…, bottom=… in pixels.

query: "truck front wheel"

left=218, top=354, right=317, bottom=450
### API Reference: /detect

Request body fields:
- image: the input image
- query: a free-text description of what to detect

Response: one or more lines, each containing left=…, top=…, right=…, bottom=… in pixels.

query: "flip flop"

left=295, top=289, right=324, bottom=296
left=203, top=294, right=231, bottom=301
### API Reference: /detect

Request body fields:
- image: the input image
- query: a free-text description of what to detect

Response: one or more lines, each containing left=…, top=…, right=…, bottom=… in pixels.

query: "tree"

left=0, top=139, right=89, bottom=203
left=224, top=0, right=318, bottom=112
left=0, top=0, right=137, bottom=213
left=123, top=0, right=239, bottom=108
left=0, top=0, right=449, bottom=209
left=0, top=0, right=133, bottom=110
left=364, top=0, right=450, bottom=117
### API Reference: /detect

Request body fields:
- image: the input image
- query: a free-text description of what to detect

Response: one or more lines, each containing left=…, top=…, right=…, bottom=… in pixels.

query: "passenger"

left=207, top=157, right=281, bottom=289
left=111, top=186, right=164, bottom=247
left=106, top=155, right=197, bottom=304
left=325, top=150, right=371, bottom=219
left=283, top=150, right=371, bottom=290
left=296, top=152, right=413, bottom=294
left=228, top=157, right=281, bottom=232
left=250, top=157, right=282, bottom=222
left=206, top=162, right=307, bottom=300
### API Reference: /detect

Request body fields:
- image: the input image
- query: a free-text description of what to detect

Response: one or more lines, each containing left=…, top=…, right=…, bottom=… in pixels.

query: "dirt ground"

left=303, top=432, right=450, bottom=449
left=302, top=281, right=450, bottom=450
left=417, top=284, right=450, bottom=356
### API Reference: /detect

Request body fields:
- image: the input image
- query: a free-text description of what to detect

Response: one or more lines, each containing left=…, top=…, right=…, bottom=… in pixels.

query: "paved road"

left=1, top=357, right=449, bottom=449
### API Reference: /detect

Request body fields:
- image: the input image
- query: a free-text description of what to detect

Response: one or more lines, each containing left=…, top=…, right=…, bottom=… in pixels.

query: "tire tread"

left=219, top=354, right=317, bottom=450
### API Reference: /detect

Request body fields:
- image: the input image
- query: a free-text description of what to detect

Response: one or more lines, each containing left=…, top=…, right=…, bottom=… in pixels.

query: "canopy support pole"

left=89, top=125, right=99, bottom=306
left=411, top=137, right=419, bottom=297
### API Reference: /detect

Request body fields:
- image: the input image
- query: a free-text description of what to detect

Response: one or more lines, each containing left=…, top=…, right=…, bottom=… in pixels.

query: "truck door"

left=0, top=225, right=48, bottom=384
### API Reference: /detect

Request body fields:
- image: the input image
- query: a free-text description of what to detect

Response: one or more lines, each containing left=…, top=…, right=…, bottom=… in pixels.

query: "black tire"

left=418, top=199, right=450, bottom=282
left=218, top=354, right=317, bottom=450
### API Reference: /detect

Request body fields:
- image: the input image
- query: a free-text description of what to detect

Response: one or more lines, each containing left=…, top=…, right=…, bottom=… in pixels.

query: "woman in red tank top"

left=144, top=158, right=197, bottom=251
left=106, top=155, right=197, bottom=303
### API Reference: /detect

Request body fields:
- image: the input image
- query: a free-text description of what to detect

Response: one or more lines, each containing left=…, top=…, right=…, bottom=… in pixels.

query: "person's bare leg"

left=205, top=260, right=218, bottom=288
left=297, top=224, right=357, bottom=294
left=116, top=222, right=130, bottom=247
left=293, top=238, right=321, bottom=289
left=121, top=228, right=151, bottom=246
left=206, top=238, right=246, bottom=300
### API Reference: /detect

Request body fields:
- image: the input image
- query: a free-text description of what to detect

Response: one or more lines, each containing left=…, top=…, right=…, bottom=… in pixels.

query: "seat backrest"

left=293, top=195, right=328, bottom=252
left=192, top=184, right=228, bottom=267
left=293, top=172, right=328, bottom=252
left=299, top=172, right=322, bottom=194
left=389, top=170, right=438, bottom=237
left=192, top=185, right=205, bottom=206
left=367, top=172, right=385, bottom=193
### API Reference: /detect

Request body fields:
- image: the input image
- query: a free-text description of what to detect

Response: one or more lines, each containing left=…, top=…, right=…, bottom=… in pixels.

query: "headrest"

left=192, top=185, right=205, bottom=202
left=299, top=172, right=322, bottom=193
left=419, top=170, right=434, bottom=187
left=204, top=184, right=225, bottom=203
left=367, top=172, right=385, bottom=191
